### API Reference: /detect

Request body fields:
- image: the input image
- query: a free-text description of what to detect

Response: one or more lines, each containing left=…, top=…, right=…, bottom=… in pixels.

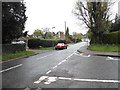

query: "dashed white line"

left=52, top=65, right=58, bottom=69
left=46, top=70, right=52, bottom=74
left=45, top=51, right=76, bottom=75
left=0, top=64, right=23, bottom=73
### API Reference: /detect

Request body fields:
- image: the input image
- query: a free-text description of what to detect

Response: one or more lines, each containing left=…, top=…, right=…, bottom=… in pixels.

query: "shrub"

left=2, top=44, right=26, bottom=55
left=102, top=31, right=120, bottom=44
left=28, top=39, right=58, bottom=48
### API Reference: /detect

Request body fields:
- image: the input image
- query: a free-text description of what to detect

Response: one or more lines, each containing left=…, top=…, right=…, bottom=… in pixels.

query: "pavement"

left=77, top=44, right=120, bottom=57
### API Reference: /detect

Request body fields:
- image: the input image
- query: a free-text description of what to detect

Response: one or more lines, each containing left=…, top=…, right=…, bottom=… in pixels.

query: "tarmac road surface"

left=1, top=42, right=119, bottom=89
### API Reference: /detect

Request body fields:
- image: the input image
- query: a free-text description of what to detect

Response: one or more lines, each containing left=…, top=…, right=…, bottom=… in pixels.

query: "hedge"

left=2, top=44, right=26, bottom=55
left=28, top=39, right=59, bottom=48
left=102, top=31, right=120, bottom=44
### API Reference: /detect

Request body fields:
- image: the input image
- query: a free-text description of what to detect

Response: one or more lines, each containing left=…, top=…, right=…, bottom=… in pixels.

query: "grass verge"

left=1, top=51, right=36, bottom=61
left=88, top=44, right=120, bottom=52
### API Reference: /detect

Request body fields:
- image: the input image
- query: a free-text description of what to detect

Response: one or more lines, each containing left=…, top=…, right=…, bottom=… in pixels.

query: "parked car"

left=55, top=43, right=67, bottom=50
left=11, top=41, right=25, bottom=44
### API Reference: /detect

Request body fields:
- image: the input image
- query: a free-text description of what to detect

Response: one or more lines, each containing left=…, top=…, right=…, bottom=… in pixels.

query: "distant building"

left=56, top=31, right=65, bottom=39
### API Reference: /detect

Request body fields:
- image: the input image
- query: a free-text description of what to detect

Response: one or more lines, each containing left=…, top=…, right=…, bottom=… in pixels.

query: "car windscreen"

left=57, top=43, right=64, bottom=45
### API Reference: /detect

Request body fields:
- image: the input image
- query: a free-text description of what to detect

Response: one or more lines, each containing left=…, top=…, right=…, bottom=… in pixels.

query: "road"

left=1, top=42, right=119, bottom=89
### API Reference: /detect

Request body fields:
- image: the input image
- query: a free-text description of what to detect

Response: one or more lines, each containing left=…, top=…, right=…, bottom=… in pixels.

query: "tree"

left=2, top=2, right=27, bottom=44
left=73, top=32, right=82, bottom=39
left=33, top=29, right=43, bottom=38
left=73, top=0, right=112, bottom=44
left=44, top=32, right=55, bottom=39
left=23, top=31, right=28, bottom=37
left=65, top=27, right=70, bottom=40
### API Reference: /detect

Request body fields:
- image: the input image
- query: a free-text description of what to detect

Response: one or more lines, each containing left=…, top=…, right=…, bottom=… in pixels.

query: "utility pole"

left=65, top=21, right=66, bottom=32
left=65, top=21, right=66, bottom=40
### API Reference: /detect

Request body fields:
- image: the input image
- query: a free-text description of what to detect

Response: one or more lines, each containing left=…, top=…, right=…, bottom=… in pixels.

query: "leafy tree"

left=33, top=29, right=43, bottom=38
left=73, top=32, right=82, bottom=39
left=44, top=32, right=54, bottom=39
left=23, top=31, right=28, bottom=37
left=73, top=1, right=112, bottom=44
left=2, top=2, right=27, bottom=44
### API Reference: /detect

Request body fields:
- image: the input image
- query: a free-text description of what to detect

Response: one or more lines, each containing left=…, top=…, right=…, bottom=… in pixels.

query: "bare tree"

left=73, top=0, right=113, bottom=44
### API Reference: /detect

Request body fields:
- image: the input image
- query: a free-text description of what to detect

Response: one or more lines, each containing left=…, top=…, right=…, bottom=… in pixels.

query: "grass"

left=88, top=44, right=120, bottom=52
left=1, top=51, right=36, bottom=61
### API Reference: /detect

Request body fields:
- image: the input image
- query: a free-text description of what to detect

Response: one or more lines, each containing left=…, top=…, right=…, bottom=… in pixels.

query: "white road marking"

left=34, top=76, right=120, bottom=84
left=73, top=78, right=120, bottom=83
left=44, top=77, right=57, bottom=84
left=74, top=53, right=91, bottom=57
left=46, top=70, right=52, bottom=74
left=45, top=51, right=76, bottom=75
left=59, top=77, right=72, bottom=80
left=34, top=76, right=48, bottom=84
left=52, top=65, right=58, bottom=69
left=0, top=64, right=23, bottom=73
left=36, top=54, right=53, bottom=60
left=106, top=56, right=120, bottom=61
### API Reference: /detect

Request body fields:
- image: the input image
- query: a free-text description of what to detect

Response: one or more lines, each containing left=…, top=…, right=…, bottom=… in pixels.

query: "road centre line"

left=36, top=54, right=53, bottom=60
left=0, top=64, right=23, bottom=73
left=46, top=70, right=52, bottom=74
left=45, top=45, right=86, bottom=77
left=44, top=51, right=76, bottom=75
left=34, top=75, right=120, bottom=84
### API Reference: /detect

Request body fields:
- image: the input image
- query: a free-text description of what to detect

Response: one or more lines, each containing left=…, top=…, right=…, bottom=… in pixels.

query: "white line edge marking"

left=36, top=54, right=53, bottom=60
left=34, top=76, right=120, bottom=84
left=0, top=64, right=23, bottom=73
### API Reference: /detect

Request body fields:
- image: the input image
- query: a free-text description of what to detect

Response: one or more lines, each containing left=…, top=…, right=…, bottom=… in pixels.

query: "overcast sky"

left=24, top=0, right=119, bottom=35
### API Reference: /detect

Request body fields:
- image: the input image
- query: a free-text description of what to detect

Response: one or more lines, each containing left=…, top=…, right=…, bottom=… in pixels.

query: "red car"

left=55, top=43, right=67, bottom=50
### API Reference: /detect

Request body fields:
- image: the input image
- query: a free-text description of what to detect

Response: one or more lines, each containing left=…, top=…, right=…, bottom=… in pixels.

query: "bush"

left=102, top=31, right=120, bottom=44
left=2, top=44, right=26, bottom=55
left=28, top=39, right=58, bottom=48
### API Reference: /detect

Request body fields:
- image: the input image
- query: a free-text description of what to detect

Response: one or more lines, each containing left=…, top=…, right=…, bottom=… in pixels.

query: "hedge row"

left=102, top=31, right=120, bottom=44
left=28, top=39, right=59, bottom=48
left=2, top=44, right=26, bottom=55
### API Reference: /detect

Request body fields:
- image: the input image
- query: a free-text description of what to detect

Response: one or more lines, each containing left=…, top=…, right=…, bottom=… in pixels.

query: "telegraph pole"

left=65, top=21, right=66, bottom=40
